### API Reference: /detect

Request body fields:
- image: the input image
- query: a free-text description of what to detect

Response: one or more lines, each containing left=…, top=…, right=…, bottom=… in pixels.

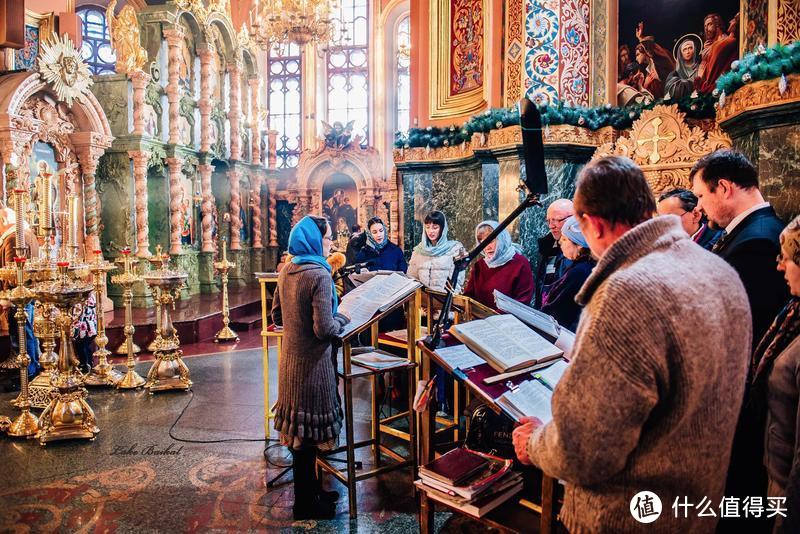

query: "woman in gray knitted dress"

left=271, top=215, right=350, bottom=520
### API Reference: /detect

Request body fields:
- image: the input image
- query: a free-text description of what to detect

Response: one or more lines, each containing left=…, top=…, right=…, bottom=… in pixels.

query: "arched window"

left=395, top=15, right=410, bottom=134
left=327, top=0, right=369, bottom=145
left=77, top=6, right=116, bottom=75
left=268, top=44, right=303, bottom=168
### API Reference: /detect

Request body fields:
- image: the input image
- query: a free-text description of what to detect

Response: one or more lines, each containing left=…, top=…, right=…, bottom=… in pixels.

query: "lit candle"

left=68, top=195, right=79, bottom=248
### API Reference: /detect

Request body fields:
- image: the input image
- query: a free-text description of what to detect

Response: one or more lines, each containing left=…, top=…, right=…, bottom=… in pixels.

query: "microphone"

left=519, top=97, right=549, bottom=195
left=333, top=260, right=374, bottom=280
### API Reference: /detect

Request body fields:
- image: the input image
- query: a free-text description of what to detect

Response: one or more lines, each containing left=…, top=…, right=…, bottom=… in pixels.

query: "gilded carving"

left=107, top=1, right=149, bottom=75
left=37, top=34, right=94, bottom=107
left=717, top=74, right=800, bottom=124
left=592, top=104, right=732, bottom=194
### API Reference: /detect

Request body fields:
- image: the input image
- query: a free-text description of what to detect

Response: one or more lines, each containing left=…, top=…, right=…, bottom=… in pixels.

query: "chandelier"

left=249, top=0, right=347, bottom=49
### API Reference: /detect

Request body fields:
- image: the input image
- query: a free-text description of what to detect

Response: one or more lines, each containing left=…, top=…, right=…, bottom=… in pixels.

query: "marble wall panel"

left=276, top=200, right=295, bottom=253
left=482, top=163, right=500, bottom=221
left=431, top=166, right=484, bottom=251
left=97, top=152, right=135, bottom=257
left=757, top=125, right=800, bottom=221
left=147, top=169, right=171, bottom=255
left=402, top=172, right=433, bottom=254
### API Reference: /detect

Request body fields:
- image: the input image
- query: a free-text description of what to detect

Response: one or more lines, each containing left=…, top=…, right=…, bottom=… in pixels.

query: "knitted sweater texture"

left=528, top=216, right=752, bottom=533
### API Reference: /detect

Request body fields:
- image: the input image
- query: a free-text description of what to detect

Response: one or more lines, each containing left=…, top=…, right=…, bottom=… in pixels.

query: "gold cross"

left=636, top=118, right=676, bottom=164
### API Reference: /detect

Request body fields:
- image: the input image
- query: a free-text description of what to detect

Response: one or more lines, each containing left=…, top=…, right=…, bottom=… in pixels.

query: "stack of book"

left=415, top=448, right=523, bottom=517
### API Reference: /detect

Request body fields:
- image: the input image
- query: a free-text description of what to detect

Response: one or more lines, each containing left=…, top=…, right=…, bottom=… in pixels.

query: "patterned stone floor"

left=0, top=344, right=483, bottom=533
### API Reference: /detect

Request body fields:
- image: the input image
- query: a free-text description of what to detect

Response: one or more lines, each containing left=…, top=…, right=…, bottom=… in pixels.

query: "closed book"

left=418, top=451, right=513, bottom=500
left=418, top=447, right=488, bottom=486
left=415, top=476, right=524, bottom=518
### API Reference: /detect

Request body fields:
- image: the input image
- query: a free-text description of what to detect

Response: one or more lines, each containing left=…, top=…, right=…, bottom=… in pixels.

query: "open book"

left=337, top=272, right=421, bottom=338
left=449, top=314, right=563, bottom=373
left=495, top=379, right=554, bottom=423
left=493, top=290, right=576, bottom=358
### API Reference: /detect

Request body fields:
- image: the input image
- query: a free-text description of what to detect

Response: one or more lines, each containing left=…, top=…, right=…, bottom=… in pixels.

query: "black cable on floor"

left=168, top=389, right=280, bottom=445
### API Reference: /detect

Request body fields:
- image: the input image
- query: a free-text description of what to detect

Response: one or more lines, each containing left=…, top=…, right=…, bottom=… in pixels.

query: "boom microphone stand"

left=424, top=97, right=549, bottom=349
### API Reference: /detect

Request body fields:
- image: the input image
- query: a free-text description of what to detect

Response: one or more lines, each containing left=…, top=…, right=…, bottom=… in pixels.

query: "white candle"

left=68, top=195, right=79, bottom=247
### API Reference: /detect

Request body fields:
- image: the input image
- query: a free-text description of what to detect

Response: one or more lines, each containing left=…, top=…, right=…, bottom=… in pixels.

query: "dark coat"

left=716, top=205, right=788, bottom=525
left=540, top=257, right=595, bottom=332
left=356, top=241, right=407, bottom=273
left=345, top=231, right=366, bottom=266
left=535, top=233, right=570, bottom=309
left=715, top=206, right=788, bottom=350
left=693, top=223, right=724, bottom=251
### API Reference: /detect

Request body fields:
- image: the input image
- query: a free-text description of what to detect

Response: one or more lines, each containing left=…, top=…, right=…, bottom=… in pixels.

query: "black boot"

left=311, top=449, right=340, bottom=504
left=291, top=447, right=336, bottom=520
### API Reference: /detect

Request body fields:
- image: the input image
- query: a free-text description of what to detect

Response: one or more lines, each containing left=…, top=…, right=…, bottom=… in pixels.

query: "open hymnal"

left=449, top=314, right=563, bottom=373
left=435, top=344, right=486, bottom=371
left=493, top=290, right=576, bottom=358
left=337, top=273, right=421, bottom=338
left=495, top=379, right=555, bottom=423
left=534, top=358, right=569, bottom=390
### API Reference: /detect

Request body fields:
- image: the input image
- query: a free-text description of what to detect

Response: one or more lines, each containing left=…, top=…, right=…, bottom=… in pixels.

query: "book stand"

left=256, top=272, right=280, bottom=436
left=316, top=287, right=422, bottom=518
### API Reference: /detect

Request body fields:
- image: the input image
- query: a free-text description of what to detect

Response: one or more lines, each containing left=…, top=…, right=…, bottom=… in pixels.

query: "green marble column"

left=198, top=251, right=219, bottom=293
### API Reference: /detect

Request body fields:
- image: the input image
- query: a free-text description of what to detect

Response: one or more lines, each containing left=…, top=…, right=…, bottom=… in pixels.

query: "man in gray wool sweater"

left=513, top=156, right=752, bottom=533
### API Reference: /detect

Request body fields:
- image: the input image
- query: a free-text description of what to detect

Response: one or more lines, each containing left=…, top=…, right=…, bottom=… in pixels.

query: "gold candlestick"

left=7, top=189, right=39, bottom=438
left=146, top=245, right=169, bottom=352
left=143, top=265, right=191, bottom=392
left=85, top=250, right=123, bottom=386
left=214, top=240, right=238, bottom=343
left=112, top=248, right=145, bottom=389
left=28, top=301, right=58, bottom=409
left=35, top=262, right=98, bottom=444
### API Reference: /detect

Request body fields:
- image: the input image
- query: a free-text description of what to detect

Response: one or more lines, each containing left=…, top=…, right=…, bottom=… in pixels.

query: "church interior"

left=1, top=0, right=800, bottom=531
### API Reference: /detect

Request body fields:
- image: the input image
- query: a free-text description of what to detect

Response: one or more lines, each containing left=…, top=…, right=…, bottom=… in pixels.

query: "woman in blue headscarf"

left=407, top=211, right=467, bottom=292
left=271, top=215, right=350, bottom=520
left=463, top=220, right=534, bottom=310
left=356, top=216, right=407, bottom=272
left=540, top=216, right=595, bottom=331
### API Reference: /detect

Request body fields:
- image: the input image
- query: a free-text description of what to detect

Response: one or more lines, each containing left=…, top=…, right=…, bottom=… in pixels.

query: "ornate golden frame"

left=429, top=0, right=487, bottom=118
left=25, top=10, right=56, bottom=45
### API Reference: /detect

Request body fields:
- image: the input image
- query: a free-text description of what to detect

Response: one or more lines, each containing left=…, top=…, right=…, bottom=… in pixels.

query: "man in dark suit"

left=692, top=149, right=788, bottom=532
left=535, top=198, right=573, bottom=309
left=656, top=188, right=723, bottom=250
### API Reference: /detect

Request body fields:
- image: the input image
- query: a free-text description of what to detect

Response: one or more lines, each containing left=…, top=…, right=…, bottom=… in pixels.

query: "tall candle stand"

left=85, top=250, right=123, bottom=386
left=146, top=245, right=169, bottom=353
left=143, top=263, right=191, bottom=392
left=35, top=262, right=98, bottom=444
left=6, top=188, right=39, bottom=438
left=214, top=240, right=239, bottom=343
left=112, top=248, right=145, bottom=389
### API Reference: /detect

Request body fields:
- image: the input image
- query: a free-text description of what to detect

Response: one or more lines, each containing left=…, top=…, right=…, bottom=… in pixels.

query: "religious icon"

left=322, top=174, right=358, bottom=233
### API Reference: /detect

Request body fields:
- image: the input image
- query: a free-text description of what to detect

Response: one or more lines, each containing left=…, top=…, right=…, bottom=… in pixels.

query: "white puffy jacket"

left=407, top=242, right=467, bottom=293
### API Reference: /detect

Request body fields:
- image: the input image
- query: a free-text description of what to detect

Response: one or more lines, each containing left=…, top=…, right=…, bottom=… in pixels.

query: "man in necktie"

left=691, top=149, right=787, bottom=533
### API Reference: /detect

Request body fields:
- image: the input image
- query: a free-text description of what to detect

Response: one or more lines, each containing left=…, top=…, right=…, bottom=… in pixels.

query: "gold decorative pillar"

left=248, top=77, right=261, bottom=165
left=128, top=150, right=151, bottom=257
left=130, top=69, right=152, bottom=136
left=228, top=61, right=243, bottom=161
left=166, top=157, right=184, bottom=255
left=228, top=167, right=242, bottom=250
left=251, top=172, right=263, bottom=249
left=163, top=27, right=185, bottom=145
left=267, top=177, right=278, bottom=247
left=198, top=45, right=214, bottom=153
left=198, top=163, right=214, bottom=252
left=267, top=130, right=278, bottom=169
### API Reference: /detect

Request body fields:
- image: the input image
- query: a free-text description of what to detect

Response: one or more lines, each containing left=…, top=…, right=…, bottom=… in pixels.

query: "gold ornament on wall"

left=592, top=104, right=731, bottom=195
left=37, top=34, right=94, bottom=107
left=107, top=0, right=149, bottom=75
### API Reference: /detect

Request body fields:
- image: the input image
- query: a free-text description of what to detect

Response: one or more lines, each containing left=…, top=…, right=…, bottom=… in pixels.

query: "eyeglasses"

left=546, top=215, right=570, bottom=225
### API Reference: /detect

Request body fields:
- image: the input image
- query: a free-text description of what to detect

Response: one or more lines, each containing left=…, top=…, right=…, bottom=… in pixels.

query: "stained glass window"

left=327, top=0, right=369, bottom=145
left=268, top=44, right=303, bottom=169
left=396, top=15, right=410, bottom=134
left=77, top=7, right=116, bottom=75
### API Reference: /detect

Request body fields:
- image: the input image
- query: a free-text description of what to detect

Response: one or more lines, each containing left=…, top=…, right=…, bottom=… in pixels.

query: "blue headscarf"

left=367, top=221, right=389, bottom=250
left=475, top=220, right=518, bottom=268
left=413, top=218, right=458, bottom=257
left=289, top=216, right=338, bottom=314
left=560, top=215, right=588, bottom=249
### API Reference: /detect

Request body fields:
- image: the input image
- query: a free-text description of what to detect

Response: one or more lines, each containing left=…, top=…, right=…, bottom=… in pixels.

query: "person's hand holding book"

left=512, top=415, right=544, bottom=465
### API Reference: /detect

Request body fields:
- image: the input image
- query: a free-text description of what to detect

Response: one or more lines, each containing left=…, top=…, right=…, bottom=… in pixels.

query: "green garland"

left=715, top=41, right=800, bottom=99
left=395, top=93, right=716, bottom=149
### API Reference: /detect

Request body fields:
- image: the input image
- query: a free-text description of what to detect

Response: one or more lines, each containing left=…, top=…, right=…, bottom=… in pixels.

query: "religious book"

left=449, top=314, right=563, bottom=373
left=382, top=326, right=428, bottom=343
left=435, top=344, right=486, bottom=372
left=494, top=290, right=576, bottom=358
left=494, top=379, right=555, bottom=423
left=418, top=449, right=513, bottom=500
left=414, top=474, right=524, bottom=518
left=350, top=350, right=409, bottom=371
left=418, top=447, right=489, bottom=486
left=534, top=359, right=570, bottom=390
left=337, top=273, right=421, bottom=338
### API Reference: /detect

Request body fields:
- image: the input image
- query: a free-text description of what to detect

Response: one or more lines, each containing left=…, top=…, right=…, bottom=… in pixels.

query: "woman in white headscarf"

left=463, top=220, right=534, bottom=310
left=407, top=211, right=467, bottom=292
